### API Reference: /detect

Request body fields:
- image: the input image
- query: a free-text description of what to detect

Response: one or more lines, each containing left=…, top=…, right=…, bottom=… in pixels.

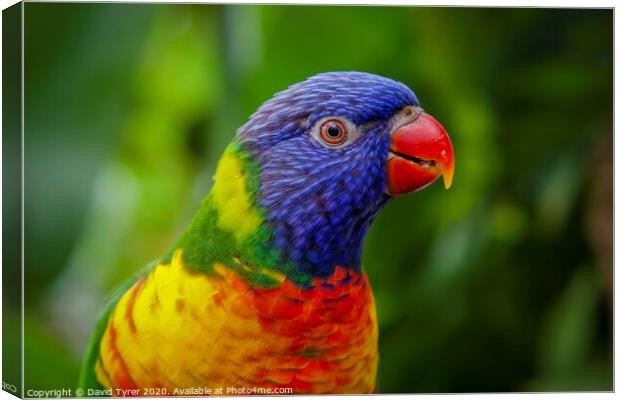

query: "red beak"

left=386, top=112, right=455, bottom=196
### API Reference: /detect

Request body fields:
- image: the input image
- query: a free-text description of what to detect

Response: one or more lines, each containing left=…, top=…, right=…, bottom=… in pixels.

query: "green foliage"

left=16, top=4, right=612, bottom=394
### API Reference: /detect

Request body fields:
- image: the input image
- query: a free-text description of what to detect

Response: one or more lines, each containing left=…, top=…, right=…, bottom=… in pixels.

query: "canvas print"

left=2, top=3, right=613, bottom=397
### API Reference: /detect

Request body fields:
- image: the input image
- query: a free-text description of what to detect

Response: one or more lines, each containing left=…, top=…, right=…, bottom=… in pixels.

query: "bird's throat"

left=167, top=141, right=388, bottom=288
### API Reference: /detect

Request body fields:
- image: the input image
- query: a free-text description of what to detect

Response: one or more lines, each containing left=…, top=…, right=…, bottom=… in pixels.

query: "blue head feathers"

left=237, top=72, right=420, bottom=278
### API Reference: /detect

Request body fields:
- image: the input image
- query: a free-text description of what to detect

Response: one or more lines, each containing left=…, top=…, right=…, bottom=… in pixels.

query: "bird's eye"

left=320, top=120, right=347, bottom=144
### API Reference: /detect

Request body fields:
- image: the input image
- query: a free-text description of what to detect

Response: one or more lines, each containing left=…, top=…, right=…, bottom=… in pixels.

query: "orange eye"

left=320, top=120, right=347, bottom=144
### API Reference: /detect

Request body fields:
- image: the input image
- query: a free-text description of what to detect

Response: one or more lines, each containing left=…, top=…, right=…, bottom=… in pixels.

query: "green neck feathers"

left=162, top=141, right=314, bottom=288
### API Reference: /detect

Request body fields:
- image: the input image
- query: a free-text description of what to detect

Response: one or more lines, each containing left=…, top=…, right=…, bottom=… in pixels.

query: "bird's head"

left=210, top=72, right=454, bottom=283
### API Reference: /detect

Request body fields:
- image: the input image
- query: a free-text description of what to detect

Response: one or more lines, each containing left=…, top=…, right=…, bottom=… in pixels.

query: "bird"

left=78, top=71, right=455, bottom=395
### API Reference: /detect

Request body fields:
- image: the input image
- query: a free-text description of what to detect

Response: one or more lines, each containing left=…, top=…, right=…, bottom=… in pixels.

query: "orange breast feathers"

left=95, top=250, right=379, bottom=395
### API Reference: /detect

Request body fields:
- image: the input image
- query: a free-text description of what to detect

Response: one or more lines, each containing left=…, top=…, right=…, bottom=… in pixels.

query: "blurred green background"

left=9, top=3, right=613, bottom=394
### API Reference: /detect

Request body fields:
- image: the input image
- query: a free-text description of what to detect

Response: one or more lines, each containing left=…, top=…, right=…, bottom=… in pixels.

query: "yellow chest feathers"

left=96, top=250, right=379, bottom=394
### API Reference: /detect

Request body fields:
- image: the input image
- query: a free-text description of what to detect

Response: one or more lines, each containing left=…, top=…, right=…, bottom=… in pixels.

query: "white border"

left=0, top=1, right=615, bottom=400
left=2, top=0, right=617, bottom=6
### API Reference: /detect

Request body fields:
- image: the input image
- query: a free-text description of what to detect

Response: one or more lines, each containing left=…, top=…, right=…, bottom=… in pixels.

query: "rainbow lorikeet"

left=79, top=72, right=454, bottom=395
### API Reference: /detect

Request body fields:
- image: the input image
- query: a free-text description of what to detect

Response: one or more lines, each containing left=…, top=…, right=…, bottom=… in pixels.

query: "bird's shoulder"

left=80, top=249, right=262, bottom=390
left=78, top=259, right=158, bottom=391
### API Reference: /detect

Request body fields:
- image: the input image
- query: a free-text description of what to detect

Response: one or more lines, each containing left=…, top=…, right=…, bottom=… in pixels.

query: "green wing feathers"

left=78, top=261, right=157, bottom=391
